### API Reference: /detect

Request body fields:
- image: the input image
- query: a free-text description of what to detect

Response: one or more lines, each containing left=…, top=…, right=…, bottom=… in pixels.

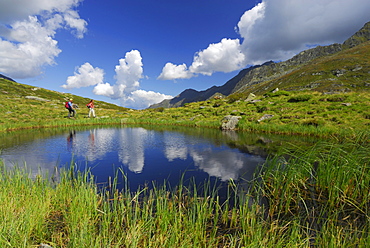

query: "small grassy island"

left=1, top=40, right=370, bottom=247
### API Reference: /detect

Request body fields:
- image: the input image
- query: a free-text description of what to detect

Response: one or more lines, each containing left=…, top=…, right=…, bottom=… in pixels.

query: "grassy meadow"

left=1, top=77, right=370, bottom=141
left=1, top=40, right=370, bottom=247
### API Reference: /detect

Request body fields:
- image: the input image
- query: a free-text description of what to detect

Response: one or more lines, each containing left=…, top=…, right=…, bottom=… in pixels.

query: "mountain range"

left=149, top=21, right=370, bottom=109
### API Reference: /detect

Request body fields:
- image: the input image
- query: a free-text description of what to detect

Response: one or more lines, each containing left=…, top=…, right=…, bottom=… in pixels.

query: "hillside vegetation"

left=237, top=41, right=370, bottom=95
left=1, top=75, right=369, bottom=140
left=1, top=42, right=370, bottom=140
left=0, top=79, right=130, bottom=131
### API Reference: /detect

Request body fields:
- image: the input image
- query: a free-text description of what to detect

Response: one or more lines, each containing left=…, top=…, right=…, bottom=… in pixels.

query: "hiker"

left=87, top=99, right=96, bottom=118
left=66, top=98, right=76, bottom=118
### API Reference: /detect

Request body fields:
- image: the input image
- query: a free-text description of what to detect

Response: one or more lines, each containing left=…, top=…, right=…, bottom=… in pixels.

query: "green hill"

left=0, top=78, right=130, bottom=131
left=236, top=41, right=370, bottom=96
left=1, top=60, right=370, bottom=140
left=150, top=21, right=370, bottom=108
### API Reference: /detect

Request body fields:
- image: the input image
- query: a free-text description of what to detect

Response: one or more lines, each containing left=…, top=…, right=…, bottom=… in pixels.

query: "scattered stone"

left=342, top=102, right=352, bottom=106
left=221, top=115, right=241, bottom=130
left=32, top=87, right=40, bottom=91
left=250, top=99, right=262, bottom=103
left=352, top=65, right=362, bottom=71
left=39, top=243, right=53, bottom=248
left=245, top=93, right=256, bottom=102
left=190, top=114, right=202, bottom=121
left=310, top=83, right=321, bottom=88
left=312, top=72, right=323, bottom=76
left=271, top=88, right=279, bottom=93
left=258, top=114, right=274, bottom=122
left=25, top=96, right=50, bottom=102
left=332, top=69, right=347, bottom=77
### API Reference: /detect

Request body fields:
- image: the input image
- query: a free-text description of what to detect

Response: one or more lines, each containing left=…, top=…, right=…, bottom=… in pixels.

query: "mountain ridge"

left=0, top=73, right=16, bottom=82
left=149, top=21, right=370, bottom=109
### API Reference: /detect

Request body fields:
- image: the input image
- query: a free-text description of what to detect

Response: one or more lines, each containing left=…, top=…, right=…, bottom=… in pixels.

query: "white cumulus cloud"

left=0, top=16, right=61, bottom=78
left=189, top=38, right=245, bottom=76
left=93, top=50, right=173, bottom=109
left=158, top=38, right=245, bottom=80
left=127, top=90, right=172, bottom=110
left=93, top=82, right=114, bottom=96
left=238, top=0, right=370, bottom=64
left=0, top=0, right=87, bottom=79
left=114, top=50, right=143, bottom=96
left=157, top=63, right=193, bottom=80
left=0, top=0, right=84, bottom=23
left=159, top=0, right=370, bottom=80
left=62, top=62, right=104, bottom=89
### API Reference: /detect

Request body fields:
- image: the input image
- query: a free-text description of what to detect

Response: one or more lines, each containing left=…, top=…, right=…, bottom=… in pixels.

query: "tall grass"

left=0, top=141, right=369, bottom=247
left=250, top=141, right=370, bottom=247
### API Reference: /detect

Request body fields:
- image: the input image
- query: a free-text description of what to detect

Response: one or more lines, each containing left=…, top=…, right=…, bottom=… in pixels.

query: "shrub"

left=326, top=95, right=348, bottom=102
left=153, top=107, right=165, bottom=112
left=227, top=93, right=244, bottom=103
left=256, top=105, right=268, bottom=113
left=302, top=118, right=324, bottom=127
left=265, top=90, right=290, bottom=97
left=213, top=101, right=223, bottom=107
left=288, top=94, right=312, bottom=102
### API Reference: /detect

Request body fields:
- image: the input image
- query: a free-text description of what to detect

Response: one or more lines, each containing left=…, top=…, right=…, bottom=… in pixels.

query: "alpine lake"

left=0, top=125, right=320, bottom=199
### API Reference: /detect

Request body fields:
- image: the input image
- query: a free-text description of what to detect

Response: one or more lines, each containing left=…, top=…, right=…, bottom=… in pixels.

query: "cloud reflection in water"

left=0, top=127, right=265, bottom=184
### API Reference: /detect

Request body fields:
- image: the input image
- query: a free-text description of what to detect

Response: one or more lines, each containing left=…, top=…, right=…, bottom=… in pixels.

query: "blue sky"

left=0, top=0, right=369, bottom=109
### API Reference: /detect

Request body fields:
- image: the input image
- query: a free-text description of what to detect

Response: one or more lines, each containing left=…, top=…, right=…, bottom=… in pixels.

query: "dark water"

left=0, top=125, right=317, bottom=194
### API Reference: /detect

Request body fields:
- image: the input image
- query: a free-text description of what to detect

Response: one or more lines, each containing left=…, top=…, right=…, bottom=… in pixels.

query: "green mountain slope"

left=150, top=21, right=370, bottom=108
left=0, top=78, right=130, bottom=130
left=236, top=40, right=370, bottom=96
left=1, top=72, right=370, bottom=139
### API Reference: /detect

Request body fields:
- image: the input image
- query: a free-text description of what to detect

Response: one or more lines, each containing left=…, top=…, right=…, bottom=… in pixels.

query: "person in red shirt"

left=87, top=99, right=96, bottom=118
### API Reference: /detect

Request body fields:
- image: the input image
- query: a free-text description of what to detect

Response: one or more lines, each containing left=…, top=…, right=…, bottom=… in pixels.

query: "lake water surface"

left=0, top=125, right=316, bottom=193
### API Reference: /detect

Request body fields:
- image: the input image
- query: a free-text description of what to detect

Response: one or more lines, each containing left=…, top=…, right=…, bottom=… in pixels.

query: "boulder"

left=245, top=93, right=256, bottom=102
left=258, top=114, right=274, bottom=122
left=221, top=115, right=241, bottom=130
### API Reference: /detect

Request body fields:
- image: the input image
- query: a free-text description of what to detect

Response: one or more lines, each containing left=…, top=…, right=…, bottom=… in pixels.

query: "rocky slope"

left=150, top=21, right=370, bottom=109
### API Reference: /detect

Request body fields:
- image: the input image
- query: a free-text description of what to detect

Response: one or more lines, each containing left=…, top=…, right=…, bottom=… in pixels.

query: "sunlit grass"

left=1, top=140, right=369, bottom=247
left=1, top=77, right=370, bottom=141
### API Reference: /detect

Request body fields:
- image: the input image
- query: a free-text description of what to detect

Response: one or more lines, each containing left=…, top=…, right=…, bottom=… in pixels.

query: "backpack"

left=65, top=101, right=70, bottom=109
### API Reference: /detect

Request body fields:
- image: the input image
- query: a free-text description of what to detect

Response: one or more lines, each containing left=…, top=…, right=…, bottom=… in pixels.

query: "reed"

left=0, top=141, right=369, bottom=247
